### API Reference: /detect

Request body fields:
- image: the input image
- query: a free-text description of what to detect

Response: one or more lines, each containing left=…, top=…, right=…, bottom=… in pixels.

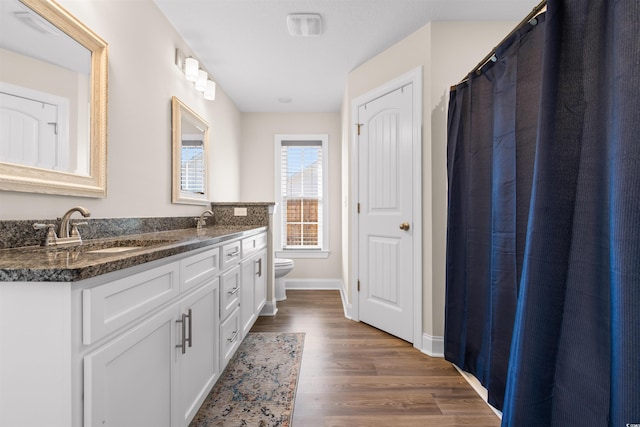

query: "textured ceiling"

left=154, top=0, right=540, bottom=112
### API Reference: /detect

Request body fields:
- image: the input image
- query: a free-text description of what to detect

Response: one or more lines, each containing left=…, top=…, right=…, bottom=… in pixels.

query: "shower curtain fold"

left=445, top=12, right=545, bottom=411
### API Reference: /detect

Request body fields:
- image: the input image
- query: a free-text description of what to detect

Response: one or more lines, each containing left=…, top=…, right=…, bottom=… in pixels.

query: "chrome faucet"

left=196, top=209, right=214, bottom=230
left=33, top=206, right=91, bottom=247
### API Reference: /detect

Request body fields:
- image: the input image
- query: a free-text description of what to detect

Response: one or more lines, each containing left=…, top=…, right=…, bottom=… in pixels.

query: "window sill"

left=275, top=250, right=330, bottom=259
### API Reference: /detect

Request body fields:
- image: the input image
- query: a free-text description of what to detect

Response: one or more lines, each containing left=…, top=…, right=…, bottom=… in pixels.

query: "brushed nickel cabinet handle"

left=185, top=308, right=192, bottom=349
left=176, top=313, right=187, bottom=354
left=227, top=330, right=239, bottom=343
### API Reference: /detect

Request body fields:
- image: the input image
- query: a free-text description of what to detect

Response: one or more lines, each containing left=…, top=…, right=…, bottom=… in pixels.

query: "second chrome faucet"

left=196, top=209, right=214, bottom=230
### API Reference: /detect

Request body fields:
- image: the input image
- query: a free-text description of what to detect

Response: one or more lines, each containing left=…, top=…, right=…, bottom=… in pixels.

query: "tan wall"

left=343, top=21, right=516, bottom=338
left=0, top=0, right=243, bottom=220
left=240, top=112, right=342, bottom=280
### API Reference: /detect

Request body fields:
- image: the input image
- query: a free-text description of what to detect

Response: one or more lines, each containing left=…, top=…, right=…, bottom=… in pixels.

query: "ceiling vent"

left=287, top=13, right=323, bottom=37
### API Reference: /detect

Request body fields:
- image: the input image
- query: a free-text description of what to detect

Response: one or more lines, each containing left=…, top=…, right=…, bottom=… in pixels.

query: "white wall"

left=0, top=0, right=243, bottom=220
left=343, top=21, right=516, bottom=339
left=240, top=113, right=342, bottom=280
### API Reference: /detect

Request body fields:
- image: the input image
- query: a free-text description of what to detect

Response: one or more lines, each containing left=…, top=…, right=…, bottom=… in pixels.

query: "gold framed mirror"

left=171, top=96, right=210, bottom=205
left=0, top=0, right=108, bottom=197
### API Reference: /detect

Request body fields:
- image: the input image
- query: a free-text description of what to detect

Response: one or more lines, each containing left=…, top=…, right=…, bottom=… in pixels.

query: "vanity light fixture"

left=175, top=48, right=216, bottom=101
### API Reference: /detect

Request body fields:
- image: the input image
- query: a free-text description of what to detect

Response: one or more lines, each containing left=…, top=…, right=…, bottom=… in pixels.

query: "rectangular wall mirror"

left=171, top=96, right=210, bottom=205
left=0, top=0, right=108, bottom=197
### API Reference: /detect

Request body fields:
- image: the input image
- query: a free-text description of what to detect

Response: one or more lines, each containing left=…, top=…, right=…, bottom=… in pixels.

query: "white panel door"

left=0, top=91, right=66, bottom=170
left=358, top=85, right=414, bottom=342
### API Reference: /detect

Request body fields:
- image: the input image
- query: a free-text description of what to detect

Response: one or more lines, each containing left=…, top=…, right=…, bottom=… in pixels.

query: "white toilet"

left=274, top=258, right=294, bottom=301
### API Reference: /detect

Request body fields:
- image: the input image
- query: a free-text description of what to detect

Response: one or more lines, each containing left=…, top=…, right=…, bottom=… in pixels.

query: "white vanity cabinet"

left=0, top=228, right=269, bottom=427
left=82, top=248, right=220, bottom=427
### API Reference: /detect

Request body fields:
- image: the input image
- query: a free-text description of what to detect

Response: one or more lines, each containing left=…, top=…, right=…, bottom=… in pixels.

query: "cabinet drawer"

left=219, top=265, right=240, bottom=320
left=180, top=247, right=220, bottom=293
left=242, top=232, right=267, bottom=258
left=82, top=262, right=180, bottom=345
left=220, top=306, right=241, bottom=369
left=221, top=240, right=241, bottom=271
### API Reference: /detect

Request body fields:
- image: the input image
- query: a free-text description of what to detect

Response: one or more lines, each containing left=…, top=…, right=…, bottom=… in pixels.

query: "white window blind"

left=181, top=140, right=205, bottom=194
left=280, top=141, right=323, bottom=249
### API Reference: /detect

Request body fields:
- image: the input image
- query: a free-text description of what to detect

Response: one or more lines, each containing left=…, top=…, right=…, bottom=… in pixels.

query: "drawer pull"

left=228, top=286, right=240, bottom=295
left=227, top=330, right=239, bottom=343
left=185, top=308, right=193, bottom=349
left=226, top=250, right=240, bottom=258
left=176, top=309, right=193, bottom=354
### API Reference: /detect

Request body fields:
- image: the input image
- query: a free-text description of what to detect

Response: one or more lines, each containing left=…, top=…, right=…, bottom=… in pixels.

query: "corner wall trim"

left=420, top=333, right=444, bottom=357
left=260, top=301, right=278, bottom=316
left=339, top=285, right=353, bottom=319
left=452, top=364, right=503, bottom=419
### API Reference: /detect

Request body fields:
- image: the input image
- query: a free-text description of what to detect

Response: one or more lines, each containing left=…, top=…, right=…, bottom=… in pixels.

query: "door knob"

left=399, top=222, right=410, bottom=231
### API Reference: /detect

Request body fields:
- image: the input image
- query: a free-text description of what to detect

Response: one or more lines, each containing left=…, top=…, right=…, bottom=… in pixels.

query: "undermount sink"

left=85, top=246, right=144, bottom=254
left=78, top=239, right=179, bottom=254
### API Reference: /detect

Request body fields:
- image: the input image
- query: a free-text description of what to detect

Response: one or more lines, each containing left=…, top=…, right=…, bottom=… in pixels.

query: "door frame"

left=350, top=67, right=423, bottom=346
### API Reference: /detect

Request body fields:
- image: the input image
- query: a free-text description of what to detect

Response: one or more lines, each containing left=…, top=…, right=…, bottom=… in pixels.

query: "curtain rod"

left=450, top=0, right=547, bottom=90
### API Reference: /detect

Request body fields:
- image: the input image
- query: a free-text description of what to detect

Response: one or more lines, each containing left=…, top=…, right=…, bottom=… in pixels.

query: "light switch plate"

left=234, top=207, right=248, bottom=216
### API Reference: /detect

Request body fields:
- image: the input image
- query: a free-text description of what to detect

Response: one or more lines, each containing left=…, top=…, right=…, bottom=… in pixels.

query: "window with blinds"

left=279, top=138, right=326, bottom=250
left=181, top=140, right=205, bottom=194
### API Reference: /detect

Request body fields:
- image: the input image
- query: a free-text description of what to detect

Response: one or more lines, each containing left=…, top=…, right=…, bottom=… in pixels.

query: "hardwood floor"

left=251, top=290, right=501, bottom=427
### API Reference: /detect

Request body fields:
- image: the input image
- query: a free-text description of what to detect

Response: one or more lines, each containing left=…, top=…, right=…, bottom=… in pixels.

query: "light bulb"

left=195, top=70, right=208, bottom=92
left=184, top=57, right=198, bottom=82
left=204, top=80, right=216, bottom=100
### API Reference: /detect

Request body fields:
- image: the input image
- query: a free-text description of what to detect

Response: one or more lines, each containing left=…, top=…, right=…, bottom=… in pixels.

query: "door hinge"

left=357, top=202, right=360, bottom=213
left=357, top=280, right=360, bottom=292
left=356, top=123, right=362, bottom=136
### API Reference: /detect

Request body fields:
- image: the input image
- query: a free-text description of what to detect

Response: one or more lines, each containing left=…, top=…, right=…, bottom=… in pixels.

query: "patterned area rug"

left=190, top=332, right=305, bottom=427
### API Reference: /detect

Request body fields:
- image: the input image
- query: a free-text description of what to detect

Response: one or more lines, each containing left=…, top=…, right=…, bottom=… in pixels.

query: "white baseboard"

left=452, top=364, right=503, bottom=419
left=285, top=278, right=342, bottom=291
left=260, top=300, right=277, bottom=316
left=420, top=333, right=445, bottom=357
left=339, top=285, right=353, bottom=319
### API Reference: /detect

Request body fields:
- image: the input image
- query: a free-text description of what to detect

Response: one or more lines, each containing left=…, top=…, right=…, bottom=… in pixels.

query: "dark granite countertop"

left=0, top=225, right=266, bottom=283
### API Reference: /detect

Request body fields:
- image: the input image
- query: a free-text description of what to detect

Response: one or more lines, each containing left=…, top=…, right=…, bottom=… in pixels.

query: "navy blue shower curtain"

left=446, top=0, right=639, bottom=425
left=445, top=11, right=546, bottom=411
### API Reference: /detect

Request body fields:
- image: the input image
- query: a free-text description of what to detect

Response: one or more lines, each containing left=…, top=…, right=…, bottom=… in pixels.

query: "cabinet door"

left=84, top=306, right=176, bottom=427
left=240, top=256, right=256, bottom=337
left=254, top=249, right=267, bottom=315
left=177, top=280, right=220, bottom=427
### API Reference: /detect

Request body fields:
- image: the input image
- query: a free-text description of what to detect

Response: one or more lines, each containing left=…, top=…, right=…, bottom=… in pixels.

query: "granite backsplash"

left=0, top=202, right=274, bottom=250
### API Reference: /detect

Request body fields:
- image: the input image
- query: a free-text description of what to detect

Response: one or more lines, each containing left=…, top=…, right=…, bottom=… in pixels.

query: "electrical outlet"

left=234, top=207, right=248, bottom=216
